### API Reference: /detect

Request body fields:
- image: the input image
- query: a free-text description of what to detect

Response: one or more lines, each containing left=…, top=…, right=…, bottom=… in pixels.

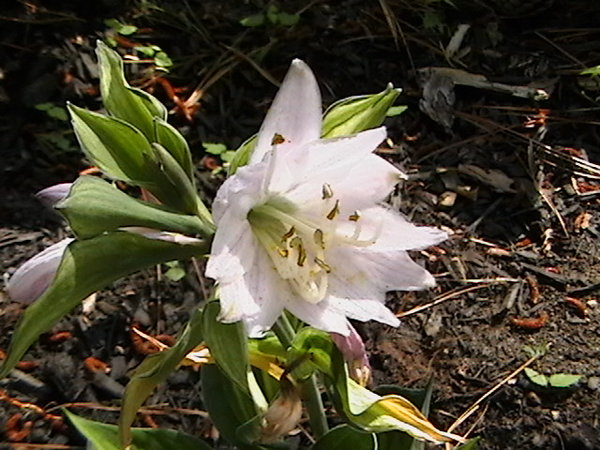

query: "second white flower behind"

left=206, top=59, right=447, bottom=337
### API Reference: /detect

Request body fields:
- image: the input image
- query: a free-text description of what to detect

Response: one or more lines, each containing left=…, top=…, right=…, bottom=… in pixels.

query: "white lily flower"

left=206, top=59, right=447, bottom=336
left=7, top=238, right=74, bottom=303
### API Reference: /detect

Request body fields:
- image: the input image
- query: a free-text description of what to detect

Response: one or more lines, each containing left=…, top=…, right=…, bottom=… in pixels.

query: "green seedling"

left=524, top=368, right=582, bottom=389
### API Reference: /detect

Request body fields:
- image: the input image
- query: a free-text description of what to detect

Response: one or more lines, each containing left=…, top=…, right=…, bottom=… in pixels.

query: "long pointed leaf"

left=119, top=307, right=205, bottom=447
left=0, top=232, right=208, bottom=379
left=97, top=40, right=167, bottom=139
left=58, top=176, right=213, bottom=239
left=65, top=410, right=211, bottom=450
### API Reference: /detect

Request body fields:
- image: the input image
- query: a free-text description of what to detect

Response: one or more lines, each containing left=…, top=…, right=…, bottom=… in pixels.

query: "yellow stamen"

left=322, top=183, right=333, bottom=199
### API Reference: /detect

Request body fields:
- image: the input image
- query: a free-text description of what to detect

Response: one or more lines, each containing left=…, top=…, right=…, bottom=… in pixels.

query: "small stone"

left=587, top=376, right=600, bottom=390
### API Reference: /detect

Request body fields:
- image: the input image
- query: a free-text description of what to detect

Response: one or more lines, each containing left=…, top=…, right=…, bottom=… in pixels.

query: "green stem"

left=272, top=313, right=295, bottom=348
left=302, top=375, right=329, bottom=439
left=272, top=314, right=329, bottom=439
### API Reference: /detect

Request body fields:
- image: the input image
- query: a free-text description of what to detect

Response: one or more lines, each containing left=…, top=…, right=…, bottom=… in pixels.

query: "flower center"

left=248, top=186, right=378, bottom=304
left=248, top=196, right=330, bottom=303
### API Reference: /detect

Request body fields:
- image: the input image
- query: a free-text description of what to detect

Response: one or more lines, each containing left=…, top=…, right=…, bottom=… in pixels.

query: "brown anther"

left=83, top=356, right=110, bottom=374
left=281, top=226, right=295, bottom=241
left=326, top=200, right=340, bottom=220
left=296, top=245, right=307, bottom=267
left=349, top=211, right=361, bottom=222
left=278, top=248, right=289, bottom=257
left=271, top=133, right=285, bottom=145
left=565, top=297, right=587, bottom=317
left=314, top=257, right=331, bottom=273
left=321, top=183, right=333, bottom=199
left=313, top=229, right=325, bottom=249
left=510, top=312, right=549, bottom=330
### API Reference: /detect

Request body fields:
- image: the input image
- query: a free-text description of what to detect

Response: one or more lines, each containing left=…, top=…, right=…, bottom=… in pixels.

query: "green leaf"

left=240, top=13, right=265, bottom=27
left=386, top=105, right=407, bottom=117
left=0, top=231, right=208, bottom=379
left=581, top=65, right=600, bottom=76
left=275, top=12, right=300, bottom=26
left=154, top=119, right=194, bottom=180
left=202, top=302, right=250, bottom=393
left=548, top=373, right=582, bottom=388
left=68, top=103, right=153, bottom=183
left=203, top=142, right=228, bottom=155
left=68, top=104, right=201, bottom=215
left=227, top=135, right=256, bottom=175
left=374, top=381, right=434, bottom=450
left=154, top=51, right=173, bottom=68
left=201, top=365, right=262, bottom=448
left=119, top=307, right=205, bottom=447
left=288, top=328, right=335, bottom=381
left=164, top=261, right=186, bottom=281
left=524, top=368, right=548, bottom=387
left=313, top=425, right=377, bottom=450
left=96, top=40, right=167, bottom=139
left=321, top=84, right=401, bottom=138
left=148, top=143, right=202, bottom=215
left=57, top=176, right=213, bottom=239
left=456, top=437, right=481, bottom=450
left=65, top=410, right=211, bottom=450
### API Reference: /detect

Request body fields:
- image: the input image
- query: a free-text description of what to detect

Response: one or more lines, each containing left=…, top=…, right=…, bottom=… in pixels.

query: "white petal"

left=277, top=128, right=397, bottom=208
left=211, top=162, right=268, bottom=222
left=251, top=59, right=322, bottom=164
left=328, top=246, right=436, bottom=295
left=343, top=207, right=448, bottom=251
left=7, top=238, right=74, bottom=304
left=329, top=297, right=400, bottom=327
left=206, top=216, right=257, bottom=283
left=286, top=299, right=351, bottom=336
left=218, top=276, right=261, bottom=323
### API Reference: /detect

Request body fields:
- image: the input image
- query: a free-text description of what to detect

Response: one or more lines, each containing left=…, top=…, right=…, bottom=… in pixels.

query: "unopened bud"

left=36, top=183, right=72, bottom=207
left=7, top=238, right=74, bottom=303
left=331, top=324, right=371, bottom=386
left=260, top=378, right=302, bottom=443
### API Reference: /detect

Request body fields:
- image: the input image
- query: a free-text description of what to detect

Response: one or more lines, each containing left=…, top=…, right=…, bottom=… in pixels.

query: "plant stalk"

left=273, top=314, right=329, bottom=439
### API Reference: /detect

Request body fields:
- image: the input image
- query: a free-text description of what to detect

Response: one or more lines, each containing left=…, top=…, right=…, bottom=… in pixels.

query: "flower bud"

left=35, top=183, right=72, bottom=207
left=7, top=238, right=73, bottom=303
left=331, top=324, right=371, bottom=386
left=260, top=378, right=302, bottom=443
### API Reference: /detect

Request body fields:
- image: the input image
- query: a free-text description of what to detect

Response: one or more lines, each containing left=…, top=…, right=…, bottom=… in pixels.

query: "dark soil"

left=1, top=1, right=600, bottom=449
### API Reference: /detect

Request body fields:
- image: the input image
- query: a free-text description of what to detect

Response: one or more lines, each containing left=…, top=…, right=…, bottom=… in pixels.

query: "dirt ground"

left=1, top=1, right=600, bottom=448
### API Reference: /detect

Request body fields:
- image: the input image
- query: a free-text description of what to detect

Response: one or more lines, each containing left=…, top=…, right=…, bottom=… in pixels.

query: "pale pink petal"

left=251, top=59, right=321, bottom=164
left=330, top=322, right=371, bottom=385
left=36, top=183, right=73, bottom=207
left=7, top=238, right=74, bottom=303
